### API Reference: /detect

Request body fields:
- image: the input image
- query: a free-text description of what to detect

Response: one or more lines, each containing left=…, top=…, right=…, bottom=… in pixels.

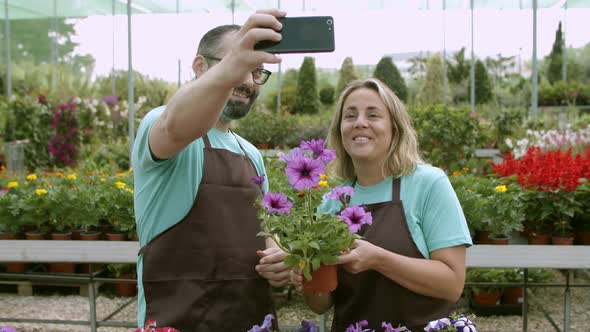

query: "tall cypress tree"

left=373, top=57, right=407, bottom=101
left=474, top=60, right=492, bottom=104
left=547, top=22, right=564, bottom=83
left=336, top=57, right=359, bottom=94
left=293, top=57, right=320, bottom=114
left=420, top=54, right=444, bottom=105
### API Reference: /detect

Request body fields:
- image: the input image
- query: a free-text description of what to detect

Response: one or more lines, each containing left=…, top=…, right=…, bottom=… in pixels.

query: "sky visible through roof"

left=70, top=6, right=590, bottom=83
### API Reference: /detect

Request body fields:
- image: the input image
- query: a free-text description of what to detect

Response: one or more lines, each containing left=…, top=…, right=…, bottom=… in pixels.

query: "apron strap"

left=392, top=177, right=401, bottom=201
left=202, top=134, right=212, bottom=148
left=229, top=129, right=249, bottom=157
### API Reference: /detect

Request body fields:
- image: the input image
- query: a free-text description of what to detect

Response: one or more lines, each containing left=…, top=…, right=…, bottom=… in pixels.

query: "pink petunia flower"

left=338, top=206, right=373, bottom=234
left=325, top=186, right=355, bottom=206
left=300, top=138, right=336, bottom=164
left=285, top=156, right=325, bottom=191
left=261, top=192, right=293, bottom=214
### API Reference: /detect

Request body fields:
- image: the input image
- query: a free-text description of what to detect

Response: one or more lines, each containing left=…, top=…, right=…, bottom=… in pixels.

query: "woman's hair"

left=326, top=78, right=425, bottom=181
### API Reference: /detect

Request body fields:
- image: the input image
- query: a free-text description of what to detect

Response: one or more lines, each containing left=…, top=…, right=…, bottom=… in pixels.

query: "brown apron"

left=139, top=133, right=275, bottom=332
left=332, top=177, right=455, bottom=332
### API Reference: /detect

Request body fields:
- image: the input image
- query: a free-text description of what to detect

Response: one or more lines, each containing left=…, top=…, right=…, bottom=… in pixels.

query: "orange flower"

left=452, top=171, right=461, bottom=177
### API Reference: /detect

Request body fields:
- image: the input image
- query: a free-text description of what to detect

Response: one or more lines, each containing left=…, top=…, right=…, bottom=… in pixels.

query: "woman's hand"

left=256, top=247, right=290, bottom=287
left=337, top=239, right=382, bottom=274
left=289, top=268, right=304, bottom=286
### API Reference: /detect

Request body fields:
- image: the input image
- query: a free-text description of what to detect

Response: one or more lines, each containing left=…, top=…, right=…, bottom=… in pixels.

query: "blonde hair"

left=326, top=78, right=425, bottom=181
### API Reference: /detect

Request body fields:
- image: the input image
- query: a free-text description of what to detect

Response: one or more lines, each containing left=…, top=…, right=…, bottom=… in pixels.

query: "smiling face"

left=194, top=29, right=261, bottom=121
left=217, top=31, right=260, bottom=121
left=340, top=88, right=392, bottom=166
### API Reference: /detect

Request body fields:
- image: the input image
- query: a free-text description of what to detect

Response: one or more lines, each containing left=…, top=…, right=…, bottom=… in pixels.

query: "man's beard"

left=221, top=84, right=259, bottom=121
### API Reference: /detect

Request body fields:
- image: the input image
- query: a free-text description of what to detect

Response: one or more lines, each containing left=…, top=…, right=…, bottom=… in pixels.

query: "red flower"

left=491, top=146, right=587, bottom=192
left=135, top=320, right=179, bottom=332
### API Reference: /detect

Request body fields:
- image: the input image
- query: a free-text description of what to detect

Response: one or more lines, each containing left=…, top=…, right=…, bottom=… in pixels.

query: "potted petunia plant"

left=257, top=139, right=372, bottom=294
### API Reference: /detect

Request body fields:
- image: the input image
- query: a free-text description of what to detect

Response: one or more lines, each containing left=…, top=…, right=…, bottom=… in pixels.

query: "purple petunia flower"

left=300, top=138, right=336, bottom=164
left=103, top=95, right=118, bottom=106
left=452, top=316, right=477, bottom=332
left=382, top=322, right=407, bottom=332
left=251, top=175, right=265, bottom=190
left=261, top=192, right=293, bottom=214
left=424, top=318, right=452, bottom=332
left=0, top=326, right=16, bottom=332
left=248, top=314, right=274, bottom=332
left=338, top=206, right=373, bottom=233
left=296, top=320, right=318, bottom=332
left=325, top=186, right=355, bottom=206
left=279, top=147, right=305, bottom=163
left=285, top=156, right=325, bottom=191
left=345, top=320, right=372, bottom=332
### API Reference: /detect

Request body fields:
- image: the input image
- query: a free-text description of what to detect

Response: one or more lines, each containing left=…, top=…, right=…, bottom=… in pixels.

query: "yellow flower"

left=495, top=185, right=508, bottom=193
left=463, top=167, right=470, bottom=171
left=26, top=174, right=37, bottom=181
left=124, top=188, right=134, bottom=194
left=128, top=167, right=134, bottom=173
left=115, top=181, right=126, bottom=189
left=318, top=180, right=329, bottom=188
left=100, top=178, right=106, bottom=182
left=7, top=181, right=19, bottom=188
left=35, top=188, right=48, bottom=195
left=320, top=173, right=329, bottom=179
left=452, top=171, right=461, bottom=177
left=298, top=259, right=306, bottom=271
left=116, top=173, right=126, bottom=178
left=67, top=174, right=77, bottom=180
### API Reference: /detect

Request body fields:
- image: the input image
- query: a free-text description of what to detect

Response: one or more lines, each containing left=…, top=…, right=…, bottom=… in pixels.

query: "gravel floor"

left=1, top=272, right=589, bottom=332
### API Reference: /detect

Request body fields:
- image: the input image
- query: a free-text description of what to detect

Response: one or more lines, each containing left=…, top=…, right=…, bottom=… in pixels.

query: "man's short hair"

left=197, top=24, right=240, bottom=58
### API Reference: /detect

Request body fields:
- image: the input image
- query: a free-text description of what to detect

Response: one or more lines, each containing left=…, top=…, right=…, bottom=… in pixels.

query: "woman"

left=292, top=79, right=472, bottom=331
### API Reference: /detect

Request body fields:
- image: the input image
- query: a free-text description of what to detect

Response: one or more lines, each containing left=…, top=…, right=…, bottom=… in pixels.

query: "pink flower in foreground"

left=325, top=186, right=355, bottom=206
left=285, top=156, right=325, bottom=191
left=300, top=138, right=336, bottom=164
left=135, top=320, right=179, bottom=332
left=338, top=206, right=372, bottom=234
left=261, top=192, right=293, bottom=214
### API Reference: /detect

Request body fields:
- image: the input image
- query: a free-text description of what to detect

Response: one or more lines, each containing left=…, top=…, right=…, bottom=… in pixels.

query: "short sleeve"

left=132, top=108, right=175, bottom=172
left=421, top=176, right=473, bottom=253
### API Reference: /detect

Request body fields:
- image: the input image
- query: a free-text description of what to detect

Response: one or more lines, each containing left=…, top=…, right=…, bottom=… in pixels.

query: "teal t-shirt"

left=131, top=106, right=269, bottom=327
left=319, top=165, right=472, bottom=259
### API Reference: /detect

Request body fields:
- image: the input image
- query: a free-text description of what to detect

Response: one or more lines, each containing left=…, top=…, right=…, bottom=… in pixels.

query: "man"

left=132, top=9, right=289, bottom=331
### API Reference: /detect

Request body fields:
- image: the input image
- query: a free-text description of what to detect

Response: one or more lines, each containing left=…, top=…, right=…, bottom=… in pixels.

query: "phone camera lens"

left=326, top=19, right=333, bottom=25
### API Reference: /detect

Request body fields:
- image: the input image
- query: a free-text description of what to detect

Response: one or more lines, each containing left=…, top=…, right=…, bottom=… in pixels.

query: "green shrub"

left=293, top=57, right=320, bottom=115
left=410, top=104, right=482, bottom=170
left=3, top=95, right=53, bottom=170
left=235, top=111, right=298, bottom=148
left=336, top=57, right=359, bottom=95
left=319, top=85, right=335, bottom=105
left=473, top=60, right=493, bottom=104
left=373, top=57, right=407, bottom=102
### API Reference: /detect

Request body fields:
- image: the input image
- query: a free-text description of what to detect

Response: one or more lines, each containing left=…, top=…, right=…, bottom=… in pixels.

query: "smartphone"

left=254, top=16, right=335, bottom=54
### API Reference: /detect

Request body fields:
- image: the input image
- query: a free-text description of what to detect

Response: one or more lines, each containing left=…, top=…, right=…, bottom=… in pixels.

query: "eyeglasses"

left=201, top=55, right=272, bottom=85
